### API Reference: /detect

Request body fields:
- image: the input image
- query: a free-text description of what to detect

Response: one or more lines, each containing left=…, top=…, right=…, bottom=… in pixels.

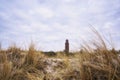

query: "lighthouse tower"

left=65, top=39, right=69, bottom=53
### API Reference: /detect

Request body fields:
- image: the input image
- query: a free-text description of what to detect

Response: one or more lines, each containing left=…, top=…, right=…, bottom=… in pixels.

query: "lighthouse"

left=65, top=39, right=69, bottom=53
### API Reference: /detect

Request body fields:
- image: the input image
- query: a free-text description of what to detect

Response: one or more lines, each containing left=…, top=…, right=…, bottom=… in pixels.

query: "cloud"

left=0, top=0, right=120, bottom=51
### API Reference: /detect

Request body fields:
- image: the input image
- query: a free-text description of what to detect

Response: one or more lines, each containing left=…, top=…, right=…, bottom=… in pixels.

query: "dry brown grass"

left=0, top=28, right=120, bottom=80
left=78, top=28, right=120, bottom=80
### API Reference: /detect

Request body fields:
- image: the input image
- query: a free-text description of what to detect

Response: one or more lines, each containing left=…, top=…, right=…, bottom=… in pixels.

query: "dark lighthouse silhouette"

left=65, top=39, right=69, bottom=53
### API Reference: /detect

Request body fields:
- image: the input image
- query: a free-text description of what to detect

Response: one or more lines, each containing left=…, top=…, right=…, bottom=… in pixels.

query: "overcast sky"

left=0, top=0, right=120, bottom=51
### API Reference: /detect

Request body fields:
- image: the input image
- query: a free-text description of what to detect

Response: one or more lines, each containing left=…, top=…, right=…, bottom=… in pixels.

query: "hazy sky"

left=0, top=0, right=120, bottom=51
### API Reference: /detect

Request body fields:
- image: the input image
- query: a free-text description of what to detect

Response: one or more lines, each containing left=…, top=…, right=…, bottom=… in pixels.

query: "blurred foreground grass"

left=0, top=29, right=120, bottom=80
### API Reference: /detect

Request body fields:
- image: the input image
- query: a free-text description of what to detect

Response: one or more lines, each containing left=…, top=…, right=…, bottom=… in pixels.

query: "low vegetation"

left=0, top=29, right=120, bottom=80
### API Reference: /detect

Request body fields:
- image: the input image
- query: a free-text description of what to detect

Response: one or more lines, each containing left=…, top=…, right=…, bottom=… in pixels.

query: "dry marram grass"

left=0, top=29, right=120, bottom=80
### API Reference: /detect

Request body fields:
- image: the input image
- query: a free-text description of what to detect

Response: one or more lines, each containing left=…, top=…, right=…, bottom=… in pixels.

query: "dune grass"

left=0, top=29, right=120, bottom=80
